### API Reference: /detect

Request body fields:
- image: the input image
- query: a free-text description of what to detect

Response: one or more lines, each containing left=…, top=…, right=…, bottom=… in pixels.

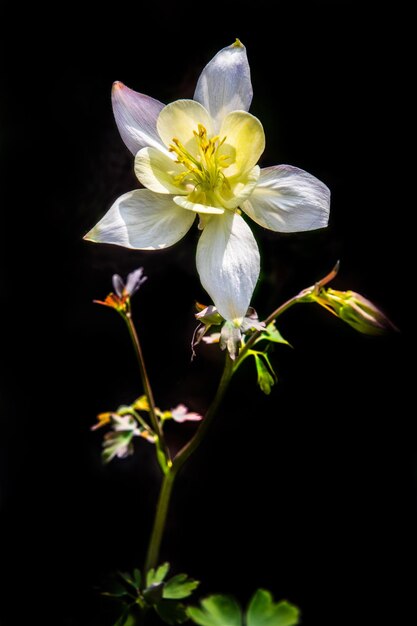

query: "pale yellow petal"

left=134, top=147, right=185, bottom=194
left=218, top=111, right=265, bottom=178
left=157, top=100, right=213, bottom=155
left=173, top=195, right=225, bottom=215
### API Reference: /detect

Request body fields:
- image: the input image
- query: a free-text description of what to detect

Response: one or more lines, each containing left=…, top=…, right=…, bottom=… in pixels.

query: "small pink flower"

left=171, top=404, right=202, bottom=423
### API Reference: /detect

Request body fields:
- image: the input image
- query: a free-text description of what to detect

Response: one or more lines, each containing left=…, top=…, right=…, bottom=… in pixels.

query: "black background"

left=1, top=2, right=414, bottom=625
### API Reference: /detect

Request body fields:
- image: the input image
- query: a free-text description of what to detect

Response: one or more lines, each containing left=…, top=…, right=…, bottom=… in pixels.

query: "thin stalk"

left=144, top=469, right=176, bottom=574
left=143, top=283, right=320, bottom=572
left=144, top=354, right=234, bottom=572
left=124, top=313, right=171, bottom=468
left=173, top=354, right=234, bottom=473
left=236, top=294, right=304, bottom=367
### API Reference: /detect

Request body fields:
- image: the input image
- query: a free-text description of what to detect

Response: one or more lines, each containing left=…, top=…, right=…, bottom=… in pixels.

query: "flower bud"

left=318, top=288, right=396, bottom=335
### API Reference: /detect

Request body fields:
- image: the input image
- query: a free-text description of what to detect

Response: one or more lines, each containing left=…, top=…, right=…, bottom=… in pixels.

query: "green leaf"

left=254, top=354, right=277, bottom=395
left=247, top=590, right=300, bottom=626
left=163, top=573, right=200, bottom=599
left=156, top=600, right=188, bottom=624
left=187, top=594, right=242, bottom=626
left=133, top=568, right=142, bottom=589
left=146, top=562, right=170, bottom=587
left=118, top=571, right=136, bottom=589
left=101, top=582, right=131, bottom=599
left=263, top=323, right=290, bottom=345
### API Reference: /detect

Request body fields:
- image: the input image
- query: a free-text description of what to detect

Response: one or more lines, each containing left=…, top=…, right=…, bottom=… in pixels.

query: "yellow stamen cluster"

left=169, top=124, right=231, bottom=193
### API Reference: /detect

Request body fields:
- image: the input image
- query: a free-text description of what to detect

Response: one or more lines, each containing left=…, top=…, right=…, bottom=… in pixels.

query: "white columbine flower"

left=85, top=40, right=330, bottom=322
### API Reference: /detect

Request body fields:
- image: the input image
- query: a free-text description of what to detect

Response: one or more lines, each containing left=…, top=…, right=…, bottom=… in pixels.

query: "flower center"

left=169, top=124, right=232, bottom=195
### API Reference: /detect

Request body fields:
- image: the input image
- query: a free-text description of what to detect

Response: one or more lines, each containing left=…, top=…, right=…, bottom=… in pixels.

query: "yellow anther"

left=170, top=124, right=233, bottom=196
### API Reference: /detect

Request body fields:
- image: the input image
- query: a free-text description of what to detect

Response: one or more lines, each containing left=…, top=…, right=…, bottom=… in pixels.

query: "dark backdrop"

left=1, top=2, right=414, bottom=625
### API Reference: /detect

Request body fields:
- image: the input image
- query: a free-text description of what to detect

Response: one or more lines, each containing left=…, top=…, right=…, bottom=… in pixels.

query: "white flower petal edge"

left=111, top=82, right=166, bottom=155
left=194, top=39, right=253, bottom=133
left=242, top=165, right=330, bottom=232
left=83, top=190, right=195, bottom=249
left=196, top=212, right=260, bottom=321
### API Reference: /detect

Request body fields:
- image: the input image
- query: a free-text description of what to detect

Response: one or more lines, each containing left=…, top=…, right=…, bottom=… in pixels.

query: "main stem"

left=124, top=313, right=171, bottom=465
left=236, top=294, right=303, bottom=365
left=144, top=469, right=176, bottom=575
left=144, top=355, right=234, bottom=572
left=173, top=354, right=234, bottom=473
left=143, top=288, right=311, bottom=572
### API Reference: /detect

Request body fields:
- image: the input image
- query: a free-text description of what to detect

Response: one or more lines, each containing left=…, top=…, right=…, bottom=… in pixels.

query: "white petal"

left=242, top=165, right=330, bottom=232
left=194, top=39, right=253, bottom=133
left=196, top=212, right=260, bottom=320
left=84, top=190, right=195, bottom=249
left=135, top=147, right=184, bottom=194
left=173, top=196, right=224, bottom=215
left=157, top=100, right=213, bottom=154
left=112, top=82, right=166, bottom=155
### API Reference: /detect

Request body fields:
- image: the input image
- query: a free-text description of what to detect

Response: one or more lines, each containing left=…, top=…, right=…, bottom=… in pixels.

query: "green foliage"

left=247, top=590, right=299, bottom=626
left=256, top=322, right=290, bottom=347
left=163, top=573, right=200, bottom=599
left=104, top=563, right=199, bottom=625
left=254, top=353, right=277, bottom=395
left=187, top=595, right=242, bottom=626
left=234, top=320, right=290, bottom=394
left=146, top=562, right=170, bottom=587
left=187, top=590, right=299, bottom=626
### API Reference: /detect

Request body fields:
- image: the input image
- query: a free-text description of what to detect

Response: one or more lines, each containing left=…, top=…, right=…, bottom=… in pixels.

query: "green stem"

left=143, top=285, right=319, bottom=573
left=173, top=354, right=234, bottom=473
left=235, top=294, right=304, bottom=367
left=124, top=313, right=171, bottom=469
left=144, top=468, right=176, bottom=574
left=144, top=355, right=234, bottom=572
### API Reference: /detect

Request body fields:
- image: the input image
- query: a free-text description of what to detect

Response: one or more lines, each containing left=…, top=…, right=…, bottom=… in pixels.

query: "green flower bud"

left=318, top=288, right=396, bottom=335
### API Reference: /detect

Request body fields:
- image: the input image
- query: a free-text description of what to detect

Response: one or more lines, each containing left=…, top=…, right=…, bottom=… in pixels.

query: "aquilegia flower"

left=85, top=40, right=330, bottom=321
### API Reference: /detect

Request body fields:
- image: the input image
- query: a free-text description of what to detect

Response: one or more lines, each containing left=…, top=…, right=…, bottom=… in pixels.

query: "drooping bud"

left=297, top=263, right=397, bottom=335
left=319, top=289, right=397, bottom=335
